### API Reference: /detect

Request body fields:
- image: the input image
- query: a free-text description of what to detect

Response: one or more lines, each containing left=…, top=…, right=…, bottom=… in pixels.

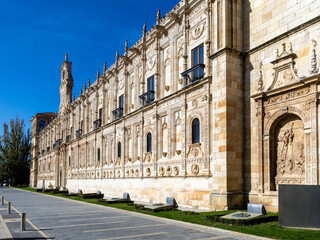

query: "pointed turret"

left=143, top=22, right=147, bottom=41
left=97, top=69, right=100, bottom=80
left=125, top=40, right=129, bottom=56
left=157, top=9, right=161, bottom=25
left=59, top=54, right=74, bottom=112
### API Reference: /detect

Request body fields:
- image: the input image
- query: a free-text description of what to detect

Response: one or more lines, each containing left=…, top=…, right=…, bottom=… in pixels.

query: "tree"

left=0, top=117, right=31, bottom=186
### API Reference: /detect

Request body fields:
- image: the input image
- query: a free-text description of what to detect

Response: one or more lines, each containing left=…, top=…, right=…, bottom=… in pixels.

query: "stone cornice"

left=209, top=47, right=243, bottom=60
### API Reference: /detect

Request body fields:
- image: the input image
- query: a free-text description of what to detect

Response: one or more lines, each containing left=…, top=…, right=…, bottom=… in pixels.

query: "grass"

left=16, top=187, right=320, bottom=240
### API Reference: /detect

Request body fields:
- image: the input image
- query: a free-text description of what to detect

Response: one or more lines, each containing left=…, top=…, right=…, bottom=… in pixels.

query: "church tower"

left=59, top=54, right=73, bottom=112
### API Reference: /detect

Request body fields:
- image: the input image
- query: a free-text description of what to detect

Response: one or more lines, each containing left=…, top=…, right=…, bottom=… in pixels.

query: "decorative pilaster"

left=139, top=117, right=144, bottom=178
left=183, top=2, right=190, bottom=73
left=205, top=0, right=212, bottom=77
left=181, top=95, right=187, bottom=174
left=122, top=126, right=126, bottom=178
left=141, top=23, right=147, bottom=94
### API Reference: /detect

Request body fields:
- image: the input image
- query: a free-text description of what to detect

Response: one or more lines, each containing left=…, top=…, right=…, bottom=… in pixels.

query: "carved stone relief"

left=146, top=56, right=156, bottom=72
left=273, top=115, right=305, bottom=189
left=190, top=22, right=205, bottom=41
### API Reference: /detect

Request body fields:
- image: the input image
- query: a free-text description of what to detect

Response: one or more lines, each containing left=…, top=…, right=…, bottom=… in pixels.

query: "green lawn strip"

left=16, top=187, right=320, bottom=240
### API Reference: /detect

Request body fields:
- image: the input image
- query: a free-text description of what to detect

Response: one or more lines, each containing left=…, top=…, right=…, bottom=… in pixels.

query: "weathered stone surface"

left=29, top=0, right=320, bottom=212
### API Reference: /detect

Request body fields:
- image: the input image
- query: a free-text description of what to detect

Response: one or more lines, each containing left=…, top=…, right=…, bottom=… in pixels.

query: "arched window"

left=147, top=133, right=152, bottom=152
left=69, top=157, right=71, bottom=167
left=97, top=148, right=101, bottom=161
left=39, top=121, right=46, bottom=131
left=192, top=118, right=200, bottom=144
left=118, top=142, right=121, bottom=158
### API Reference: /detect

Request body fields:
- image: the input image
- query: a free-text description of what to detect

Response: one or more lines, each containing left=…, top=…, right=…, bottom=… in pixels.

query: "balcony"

left=112, top=108, right=123, bottom=121
left=76, top=129, right=82, bottom=139
left=41, top=150, right=45, bottom=155
left=53, top=143, right=56, bottom=149
left=47, top=147, right=50, bottom=152
left=181, top=64, right=205, bottom=86
left=66, top=135, right=71, bottom=143
left=139, top=90, right=155, bottom=107
left=93, top=119, right=102, bottom=131
left=55, top=139, right=62, bottom=147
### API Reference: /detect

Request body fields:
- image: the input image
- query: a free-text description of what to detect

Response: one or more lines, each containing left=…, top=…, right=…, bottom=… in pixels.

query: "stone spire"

left=104, top=62, right=107, bottom=73
left=84, top=82, right=86, bottom=91
left=97, top=69, right=100, bottom=80
left=143, top=22, right=147, bottom=40
left=116, top=50, right=119, bottom=66
left=88, top=78, right=91, bottom=87
left=65, top=53, right=68, bottom=62
left=125, top=40, right=128, bottom=55
left=157, top=9, right=161, bottom=25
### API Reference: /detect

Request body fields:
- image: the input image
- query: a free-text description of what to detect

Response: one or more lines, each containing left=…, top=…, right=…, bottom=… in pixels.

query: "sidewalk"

left=1, top=187, right=273, bottom=240
left=0, top=196, right=49, bottom=240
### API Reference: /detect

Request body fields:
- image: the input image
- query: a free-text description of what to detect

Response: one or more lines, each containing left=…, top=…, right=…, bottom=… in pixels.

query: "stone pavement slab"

left=0, top=199, right=48, bottom=240
left=0, top=188, right=272, bottom=240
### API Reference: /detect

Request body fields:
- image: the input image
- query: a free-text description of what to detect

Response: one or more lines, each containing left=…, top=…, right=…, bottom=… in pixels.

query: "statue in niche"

left=273, top=115, right=305, bottom=188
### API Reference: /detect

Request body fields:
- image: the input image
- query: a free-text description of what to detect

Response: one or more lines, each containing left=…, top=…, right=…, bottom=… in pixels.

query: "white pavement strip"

left=98, top=232, right=168, bottom=240
left=31, top=213, right=120, bottom=220
left=48, top=220, right=127, bottom=229
left=61, top=216, right=128, bottom=222
left=84, top=223, right=169, bottom=233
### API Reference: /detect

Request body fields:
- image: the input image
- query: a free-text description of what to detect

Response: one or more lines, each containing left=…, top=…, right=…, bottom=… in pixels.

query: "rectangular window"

left=119, top=95, right=124, bottom=109
left=147, top=76, right=155, bottom=92
left=99, top=108, right=103, bottom=120
left=192, top=45, right=204, bottom=81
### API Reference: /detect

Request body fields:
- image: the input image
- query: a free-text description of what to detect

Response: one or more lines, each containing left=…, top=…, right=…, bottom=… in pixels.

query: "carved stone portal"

left=271, top=115, right=305, bottom=190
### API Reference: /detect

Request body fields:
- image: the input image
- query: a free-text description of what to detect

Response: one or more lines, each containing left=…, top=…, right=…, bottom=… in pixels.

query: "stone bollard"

left=7, top=202, right=11, bottom=214
left=1, top=196, right=4, bottom=206
left=20, top=213, right=26, bottom=231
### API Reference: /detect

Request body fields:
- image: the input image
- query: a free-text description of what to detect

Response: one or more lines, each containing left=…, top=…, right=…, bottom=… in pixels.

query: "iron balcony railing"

left=66, top=135, right=71, bottom=143
left=181, top=64, right=205, bottom=86
left=139, top=90, right=155, bottom=107
left=76, top=129, right=82, bottom=139
left=93, top=119, right=102, bottom=130
left=112, top=107, right=123, bottom=120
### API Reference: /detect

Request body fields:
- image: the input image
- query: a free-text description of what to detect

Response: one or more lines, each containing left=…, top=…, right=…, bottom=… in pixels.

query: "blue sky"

left=0, top=0, right=177, bottom=132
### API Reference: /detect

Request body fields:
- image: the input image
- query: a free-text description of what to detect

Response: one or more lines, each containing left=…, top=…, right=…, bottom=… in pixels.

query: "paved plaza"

left=0, top=188, right=271, bottom=240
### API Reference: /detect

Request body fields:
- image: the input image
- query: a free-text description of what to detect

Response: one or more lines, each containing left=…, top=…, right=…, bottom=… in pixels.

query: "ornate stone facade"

left=30, top=0, right=320, bottom=211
